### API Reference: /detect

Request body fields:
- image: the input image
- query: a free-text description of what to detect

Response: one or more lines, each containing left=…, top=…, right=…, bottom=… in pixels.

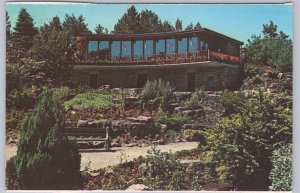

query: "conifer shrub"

left=140, top=79, right=175, bottom=111
left=6, top=90, right=81, bottom=190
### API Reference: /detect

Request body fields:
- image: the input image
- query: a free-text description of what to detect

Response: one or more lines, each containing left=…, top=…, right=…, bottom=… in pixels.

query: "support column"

left=175, top=38, right=179, bottom=62
left=197, top=37, right=200, bottom=51
left=120, top=41, right=122, bottom=60
left=131, top=40, right=135, bottom=61
left=142, top=40, right=145, bottom=60
left=153, top=40, right=157, bottom=62
left=85, top=40, right=88, bottom=63
left=109, top=40, right=112, bottom=61
left=186, top=38, right=190, bottom=61
left=165, top=39, right=167, bottom=61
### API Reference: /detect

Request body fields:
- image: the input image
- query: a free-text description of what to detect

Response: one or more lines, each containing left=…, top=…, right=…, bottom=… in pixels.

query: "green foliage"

left=140, top=79, right=175, bottom=111
left=204, top=89, right=292, bottom=190
left=269, top=143, right=292, bottom=191
left=218, top=90, right=246, bottom=115
left=157, top=114, right=190, bottom=130
left=62, top=13, right=91, bottom=37
left=52, top=86, right=71, bottom=101
left=175, top=18, right=183, bottom=31
left=6, top=90, right=81, bottom=189
left=6, top=11, right=11, bottom=44
left=183, top=88, right=206, bottom=108
left=246, top=21, right=292, bottom=72
left=244, top=64, right=263, bottom=77
left=12, top=8, right=38, bottom=50
left=95, top=24, right=108, bottom=34
left=113, top=5, right=141, bottom=34
left=64, top=90, right=114, bottom=110
left=31, top=28, right=75, bottom=85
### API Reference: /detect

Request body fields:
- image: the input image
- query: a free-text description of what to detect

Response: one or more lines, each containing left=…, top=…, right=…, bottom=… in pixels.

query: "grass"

left=64, top=90, right=114, bottom=110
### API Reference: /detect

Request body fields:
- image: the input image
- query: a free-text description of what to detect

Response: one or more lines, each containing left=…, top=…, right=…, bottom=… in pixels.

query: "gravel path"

left=5, top=142, right=198, bottom=171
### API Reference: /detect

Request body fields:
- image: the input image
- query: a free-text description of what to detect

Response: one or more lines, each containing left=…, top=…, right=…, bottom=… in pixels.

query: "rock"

left=278, top=73, right=283, bottom=79
left=111, top=142, right=122, bottom=147
left=152, top=139, right=165, bottom=145
left=174, top=106, right=190, bottom=113
left=93, top=141, right=105, bottom=148
left=127, top=116, right=153, bottom=123
left=125, top=143, right=138, bottom=147
left=181, top=109, right=205, bottom=117
left=77, top=141, right=91, bottom=149
left=126, top=184, right=152, bottom=191
left=77, top=120, right=88, bottom=127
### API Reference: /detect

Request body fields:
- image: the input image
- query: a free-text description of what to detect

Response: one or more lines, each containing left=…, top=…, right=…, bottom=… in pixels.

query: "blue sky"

left=6, top=3, right=293, bottom=44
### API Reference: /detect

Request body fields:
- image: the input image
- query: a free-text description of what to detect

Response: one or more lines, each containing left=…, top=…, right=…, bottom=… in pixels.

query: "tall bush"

left=6, top=90, right=81, bottom=190
left=140, top=79, right=174, bottom=111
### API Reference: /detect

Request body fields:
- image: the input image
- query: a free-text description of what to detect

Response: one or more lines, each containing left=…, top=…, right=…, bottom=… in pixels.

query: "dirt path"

left=5, top=142, right=198, bottom=171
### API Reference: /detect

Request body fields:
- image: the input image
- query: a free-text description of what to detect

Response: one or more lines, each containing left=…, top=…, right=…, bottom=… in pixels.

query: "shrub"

left=252, top=75, right=263, bottom=84
left=269, top=143, right=292, bottom=191
left=218, top=90, right=246, bottom=115
left=52, top=86, right=71, bottom=101
left=204, top=90, right=292, bottom=190
left=140, top=79, right=175, bottom=111
left=64, top=90, right=114, bottom=110
left=244, top=64, right=262, bottom=77
left=183, top=88, right=206, bottom=108
left=6, top=90, right=82, bottom=190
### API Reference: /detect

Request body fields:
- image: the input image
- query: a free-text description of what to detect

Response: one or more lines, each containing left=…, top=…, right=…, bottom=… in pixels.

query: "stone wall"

left=72, top=62, right=241, bottom=91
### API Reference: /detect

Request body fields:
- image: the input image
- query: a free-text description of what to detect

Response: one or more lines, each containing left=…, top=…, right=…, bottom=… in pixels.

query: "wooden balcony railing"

left=75, top=50, right=240, bottom=65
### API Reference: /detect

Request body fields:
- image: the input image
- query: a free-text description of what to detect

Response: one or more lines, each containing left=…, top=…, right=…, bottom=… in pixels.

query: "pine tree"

left=175, top=18, right=183, bottom=31
left=12, top=8, right=37, bottom=50
left=40, top=16, right=63, bottom=33
left=6, top=11, right=12, bottom=47
left=185, top=23, right=194, bottom=30
left=139, top=9, right=162, bottom=33
left=194, top=22, right=202, bottom=29
left=6, top=90, right=81, bottom=189
left=160, top=21, right=175, bottom=32
left=113, top=5, right=140, bottom=34
left=95, top=24, right=105, bottom=34
left=62, top=14, right=91, bottom=37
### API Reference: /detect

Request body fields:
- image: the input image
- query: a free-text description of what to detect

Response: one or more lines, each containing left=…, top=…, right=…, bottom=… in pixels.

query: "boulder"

left=126, top=184, right=152, bottom=191
left=127, top=116, right=153, bottom=123
left=77, top=120, right=88, bottom=127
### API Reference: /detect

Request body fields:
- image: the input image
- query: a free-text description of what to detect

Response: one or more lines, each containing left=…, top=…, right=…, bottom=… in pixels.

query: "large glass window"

left=122, top=41, right=131, bottom=58
left=156, top=39, right=165, bottom=55
left=111, top=41, right=121, bottom=59
left=178, top=38, right=187, bottom=53
left=134, top=40, right=143, bottom=57
left=189, top=37, right=198, bottom=52
left=166, top=39, right=175, bottom=54
left=144, top=40, right=153, bottom=56
left=98, top=41, right=109, bottom=59
left=88, top=41, right=98, bottom=53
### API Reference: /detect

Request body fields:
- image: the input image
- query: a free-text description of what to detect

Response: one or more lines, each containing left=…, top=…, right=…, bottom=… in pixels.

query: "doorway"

left=137, top=74, right=148, bottom=88
left=187, top=72, right=195, bottom=92
left=89, top=74, right=98, bottom=89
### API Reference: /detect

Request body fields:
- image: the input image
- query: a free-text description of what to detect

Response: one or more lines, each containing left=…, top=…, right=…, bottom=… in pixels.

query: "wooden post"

left=131, top=40, right=134, bottom=61
left=165, top=39, right=167, bottom=62
left=105, top=126, right=109, bottom=151
left=175, top=38, right=179, bottom=62
left=109, top=40, right=112, bottom=61
left=153, top=40, right=157, bottom=62
left=120, top=41, right=122, bottom=60
left=142, top=40, right=145, bottom=60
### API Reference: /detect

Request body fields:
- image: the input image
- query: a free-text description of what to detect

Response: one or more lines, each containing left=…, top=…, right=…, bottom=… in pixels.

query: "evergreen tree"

left=95, top=24, right=108, bottom=34
left=40, top=16, right=63, bottom=33
left=160, top=20, right=175, bottom=32
left=185, top=23, right=194, bottom=30
left=62, top=14, right=91, bottom=37
left=12, top=8, right=37, bottom=50
left=139, top=9, right=162, bottom=33
left=6, top=11, right=12, bottom=46
left=113, top=5, right=140, bottom=34
left=6, top=90, right=81, bottom=189
left=194, top=22, right=202, bottom=29
left=246, top=21, right=292, bottom=72
left=175, top=18, right=183, bottom=31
